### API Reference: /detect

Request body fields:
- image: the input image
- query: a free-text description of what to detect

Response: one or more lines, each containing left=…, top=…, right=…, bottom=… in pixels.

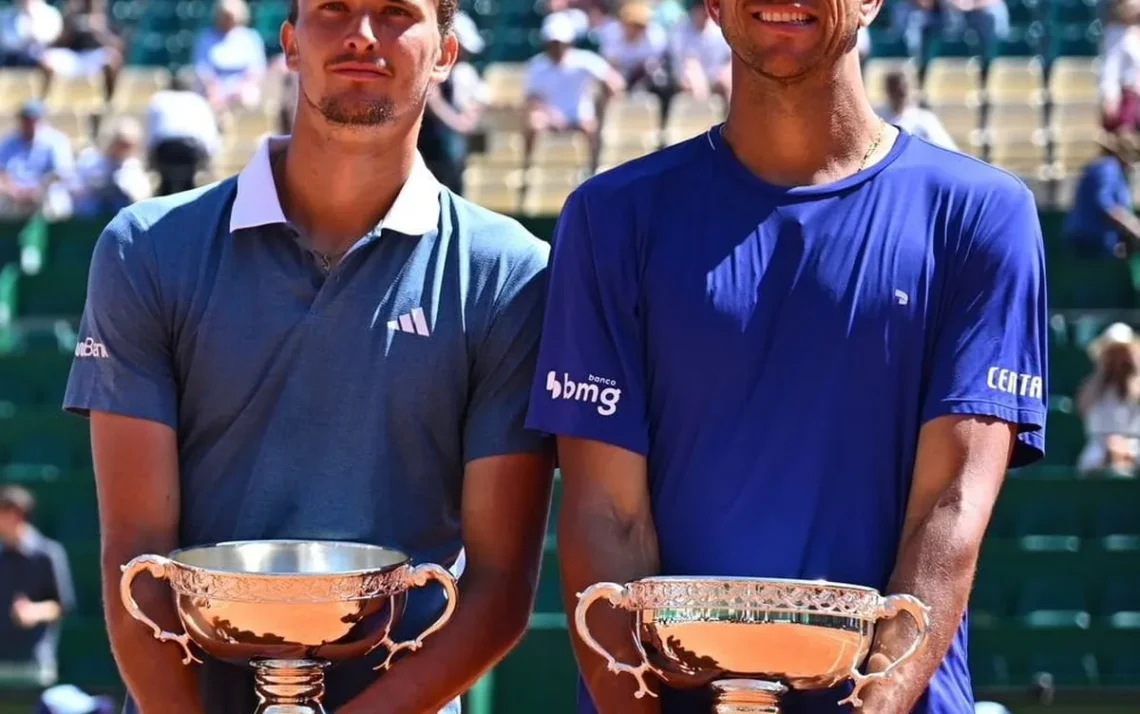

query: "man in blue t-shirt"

left=525, top=0, right=1048, bottom=712
left=62, top=1, right=554, bottom=714
left=1062, top=133, right=1140, bottom=258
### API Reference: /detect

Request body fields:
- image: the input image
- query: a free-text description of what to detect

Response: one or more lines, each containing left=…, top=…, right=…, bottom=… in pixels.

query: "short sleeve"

left=62, top=209, right=179, bottom=429
left=524, top=188, right=650, bottom=455
left=463, top=239, right=553, bottom=463
left=921, top=181, right=1049, bottom=467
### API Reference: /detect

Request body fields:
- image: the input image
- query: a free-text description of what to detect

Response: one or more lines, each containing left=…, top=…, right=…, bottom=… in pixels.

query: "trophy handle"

left=119, top=554, right=202, bottom=665
left=837, top=593, right=931, bottom=708
left=373, top=563, right=459, bottom=671
left=574, top=582, right=661, bottom=700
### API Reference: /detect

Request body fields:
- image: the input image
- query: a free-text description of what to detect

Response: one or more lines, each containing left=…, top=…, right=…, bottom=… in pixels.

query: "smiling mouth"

left=753, top=10, right=816, bottom=24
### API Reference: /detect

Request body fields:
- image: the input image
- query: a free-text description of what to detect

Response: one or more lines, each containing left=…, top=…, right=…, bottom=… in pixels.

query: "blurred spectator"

left=419, top=11, right=488, bottom=194
left=902, top=0, right=1008, bottom=66
left=145, top=75, right=221, bottom=196
left=1102, top=0, right=1140, bottom=53
left=0, top=100, right=75, bottom=220
left=668, top=1, right=731, bottom=101
left=71, top=116, right=150, bottom=217
left=35, top=685, right=115, bottom=714
left=597, top=2, right=669, bottom=91
left=1077, top=322, right=1140, bottom=476
left=0, top=0, right=62, bottom=71
left=650, top=0, right=686, bottom=30
left=524, top=13, right=624, bottom=170
left=0, top=485, right=75, bottom=688
left=39, top=0, right=122, bottom=103
left=191, top=0, right=267, bottom=112
left=877, top=70, right=958, bottom=150
left=1062, top=132, right=1140, bottom=258
left=1101, top=24, right=1140, bottom=132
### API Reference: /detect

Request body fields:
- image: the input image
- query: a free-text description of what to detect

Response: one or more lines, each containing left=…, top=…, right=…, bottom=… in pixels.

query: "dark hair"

left=0, top=485, right=34, bottom=518
left=287, top=0, right=457, bottom=34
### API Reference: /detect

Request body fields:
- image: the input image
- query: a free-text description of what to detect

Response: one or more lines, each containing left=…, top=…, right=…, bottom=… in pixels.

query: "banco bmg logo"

left=546, top=371, right=622, bottom=416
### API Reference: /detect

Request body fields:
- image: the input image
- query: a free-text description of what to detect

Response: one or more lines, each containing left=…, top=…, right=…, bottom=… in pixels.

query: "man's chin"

left=318, top=97, right=397, bottom=127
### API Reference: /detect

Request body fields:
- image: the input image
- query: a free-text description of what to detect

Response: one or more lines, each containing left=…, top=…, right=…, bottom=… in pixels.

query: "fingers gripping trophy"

left=119, top=540, right=458, bottom=714
left=575, top=576, right=931, bottom=714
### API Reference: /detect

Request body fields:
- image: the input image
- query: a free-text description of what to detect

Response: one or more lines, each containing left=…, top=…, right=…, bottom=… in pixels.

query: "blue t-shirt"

left=62, top=141, right=550, bottom=714
left=526, top=126, right=1048, bottom=714
left=1062, top=155, right=1131, bottom=258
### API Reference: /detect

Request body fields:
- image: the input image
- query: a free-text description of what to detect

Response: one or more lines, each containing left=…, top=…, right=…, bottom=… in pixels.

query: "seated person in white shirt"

left=597, top=2, right=668, bottom=89
left=668, top=1, right=731, bottom=101
left=145, top=75, right=222, bottom=195
left=191, top=0, right=267, bottom=112
left=877, top=70, right=958, bottom=150
left=524, top=13, right=624, bottom=171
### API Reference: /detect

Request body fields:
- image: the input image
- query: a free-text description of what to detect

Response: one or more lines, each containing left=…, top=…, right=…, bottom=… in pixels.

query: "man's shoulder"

left=898, top=135, right=1033, bottom=206
left=89, top=177, right=238, bottom=277
left=103, top=177, right=238, bottom=245
left=447, top=190, right=550, bottom=274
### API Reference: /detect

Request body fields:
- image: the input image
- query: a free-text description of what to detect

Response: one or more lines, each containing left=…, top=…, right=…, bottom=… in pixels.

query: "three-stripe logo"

left=388, top=307, right=431, bottom=337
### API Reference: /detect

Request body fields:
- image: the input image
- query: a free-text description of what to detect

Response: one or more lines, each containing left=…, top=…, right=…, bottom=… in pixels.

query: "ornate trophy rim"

left=162, top=539, right=415, bottom=603
left=625, top=576, right=884, bottom=619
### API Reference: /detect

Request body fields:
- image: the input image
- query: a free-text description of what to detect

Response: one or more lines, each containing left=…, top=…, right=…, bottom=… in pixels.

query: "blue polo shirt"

left=526, top=127, right=1048, bottom=714
left=63, top=138, right=551, bottom=714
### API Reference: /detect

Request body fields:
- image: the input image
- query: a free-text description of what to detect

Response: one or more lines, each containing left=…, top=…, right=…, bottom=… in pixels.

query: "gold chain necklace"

left=859, top=120, right=886, bottom=172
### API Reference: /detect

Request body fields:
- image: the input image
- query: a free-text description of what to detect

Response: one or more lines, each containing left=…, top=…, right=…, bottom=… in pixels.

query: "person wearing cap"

left=418, top=10, right=489, bottom=193
left=1077, top=322, right=1140, bottom=475
left=596, top=2, right=669, bottom=90
left=0, top=100, right=75, bottom=220
left=63, top=0, right=554, bottom=713
left=1062, top=132, right=1140, bottom=259
left=524, top=12, right=625, bottom=171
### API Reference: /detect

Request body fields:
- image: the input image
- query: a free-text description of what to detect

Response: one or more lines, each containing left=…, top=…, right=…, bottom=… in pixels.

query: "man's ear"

left=432, top=30, right=460, bottom=84
left=706, top=0, right=722, bottom=26
left=281, top=19, right=299, bottom=71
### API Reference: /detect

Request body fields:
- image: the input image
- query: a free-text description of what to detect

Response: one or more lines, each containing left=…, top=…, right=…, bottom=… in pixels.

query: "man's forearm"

left=27, top=600, right=62, bottom=624
left=338, top=569, right=533, bottom=714
left=104, top=556, right=205, bottom=714
left=856, top=498, right=987, bottom=713
left=560, top=509, right=662, bottom=714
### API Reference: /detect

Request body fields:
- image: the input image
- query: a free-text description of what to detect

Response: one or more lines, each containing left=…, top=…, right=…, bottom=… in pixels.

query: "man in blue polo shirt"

left=62, top=1, right=553, bottom=713
left=526, top=0, right=1047, bottom=712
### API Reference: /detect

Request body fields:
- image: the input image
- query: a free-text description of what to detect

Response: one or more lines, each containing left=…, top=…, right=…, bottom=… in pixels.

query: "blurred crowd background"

left=1, top=0, right=1140, bottom=713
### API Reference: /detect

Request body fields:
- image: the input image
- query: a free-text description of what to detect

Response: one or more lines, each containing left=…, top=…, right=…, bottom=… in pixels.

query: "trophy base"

left=710, top=679, right=788, bottom=714
left=253, top=659, right=329, bottom=714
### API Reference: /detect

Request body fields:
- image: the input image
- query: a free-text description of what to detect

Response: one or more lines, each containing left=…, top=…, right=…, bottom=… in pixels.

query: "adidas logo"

left=387, top=307, right=431, bottom=337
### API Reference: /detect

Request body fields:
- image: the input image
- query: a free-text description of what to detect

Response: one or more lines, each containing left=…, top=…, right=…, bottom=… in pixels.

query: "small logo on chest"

left=894, top=289, right=910, bottom=306
left=388, top=307, right=431, bottom=337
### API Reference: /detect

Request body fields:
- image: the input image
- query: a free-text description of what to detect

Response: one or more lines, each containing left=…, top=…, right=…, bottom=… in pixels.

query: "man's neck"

left=723, top=53, right=896, bottom=187
left=277, top=112, right=421, bottom=254
left=0, top=523, right=29, bottom=549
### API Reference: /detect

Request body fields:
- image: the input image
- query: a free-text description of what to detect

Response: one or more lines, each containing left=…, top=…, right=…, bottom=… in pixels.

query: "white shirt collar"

left=229, top=135, right=442, bottom=236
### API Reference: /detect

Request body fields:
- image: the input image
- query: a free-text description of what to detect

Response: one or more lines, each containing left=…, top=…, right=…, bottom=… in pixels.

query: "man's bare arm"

left=558, top=436, right=662, bottom=714
left=91, top=412, right=204, bottom=714
left=338, top=452, right=555, bottom=714
left=855, top=415, right=1015, bottom=713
